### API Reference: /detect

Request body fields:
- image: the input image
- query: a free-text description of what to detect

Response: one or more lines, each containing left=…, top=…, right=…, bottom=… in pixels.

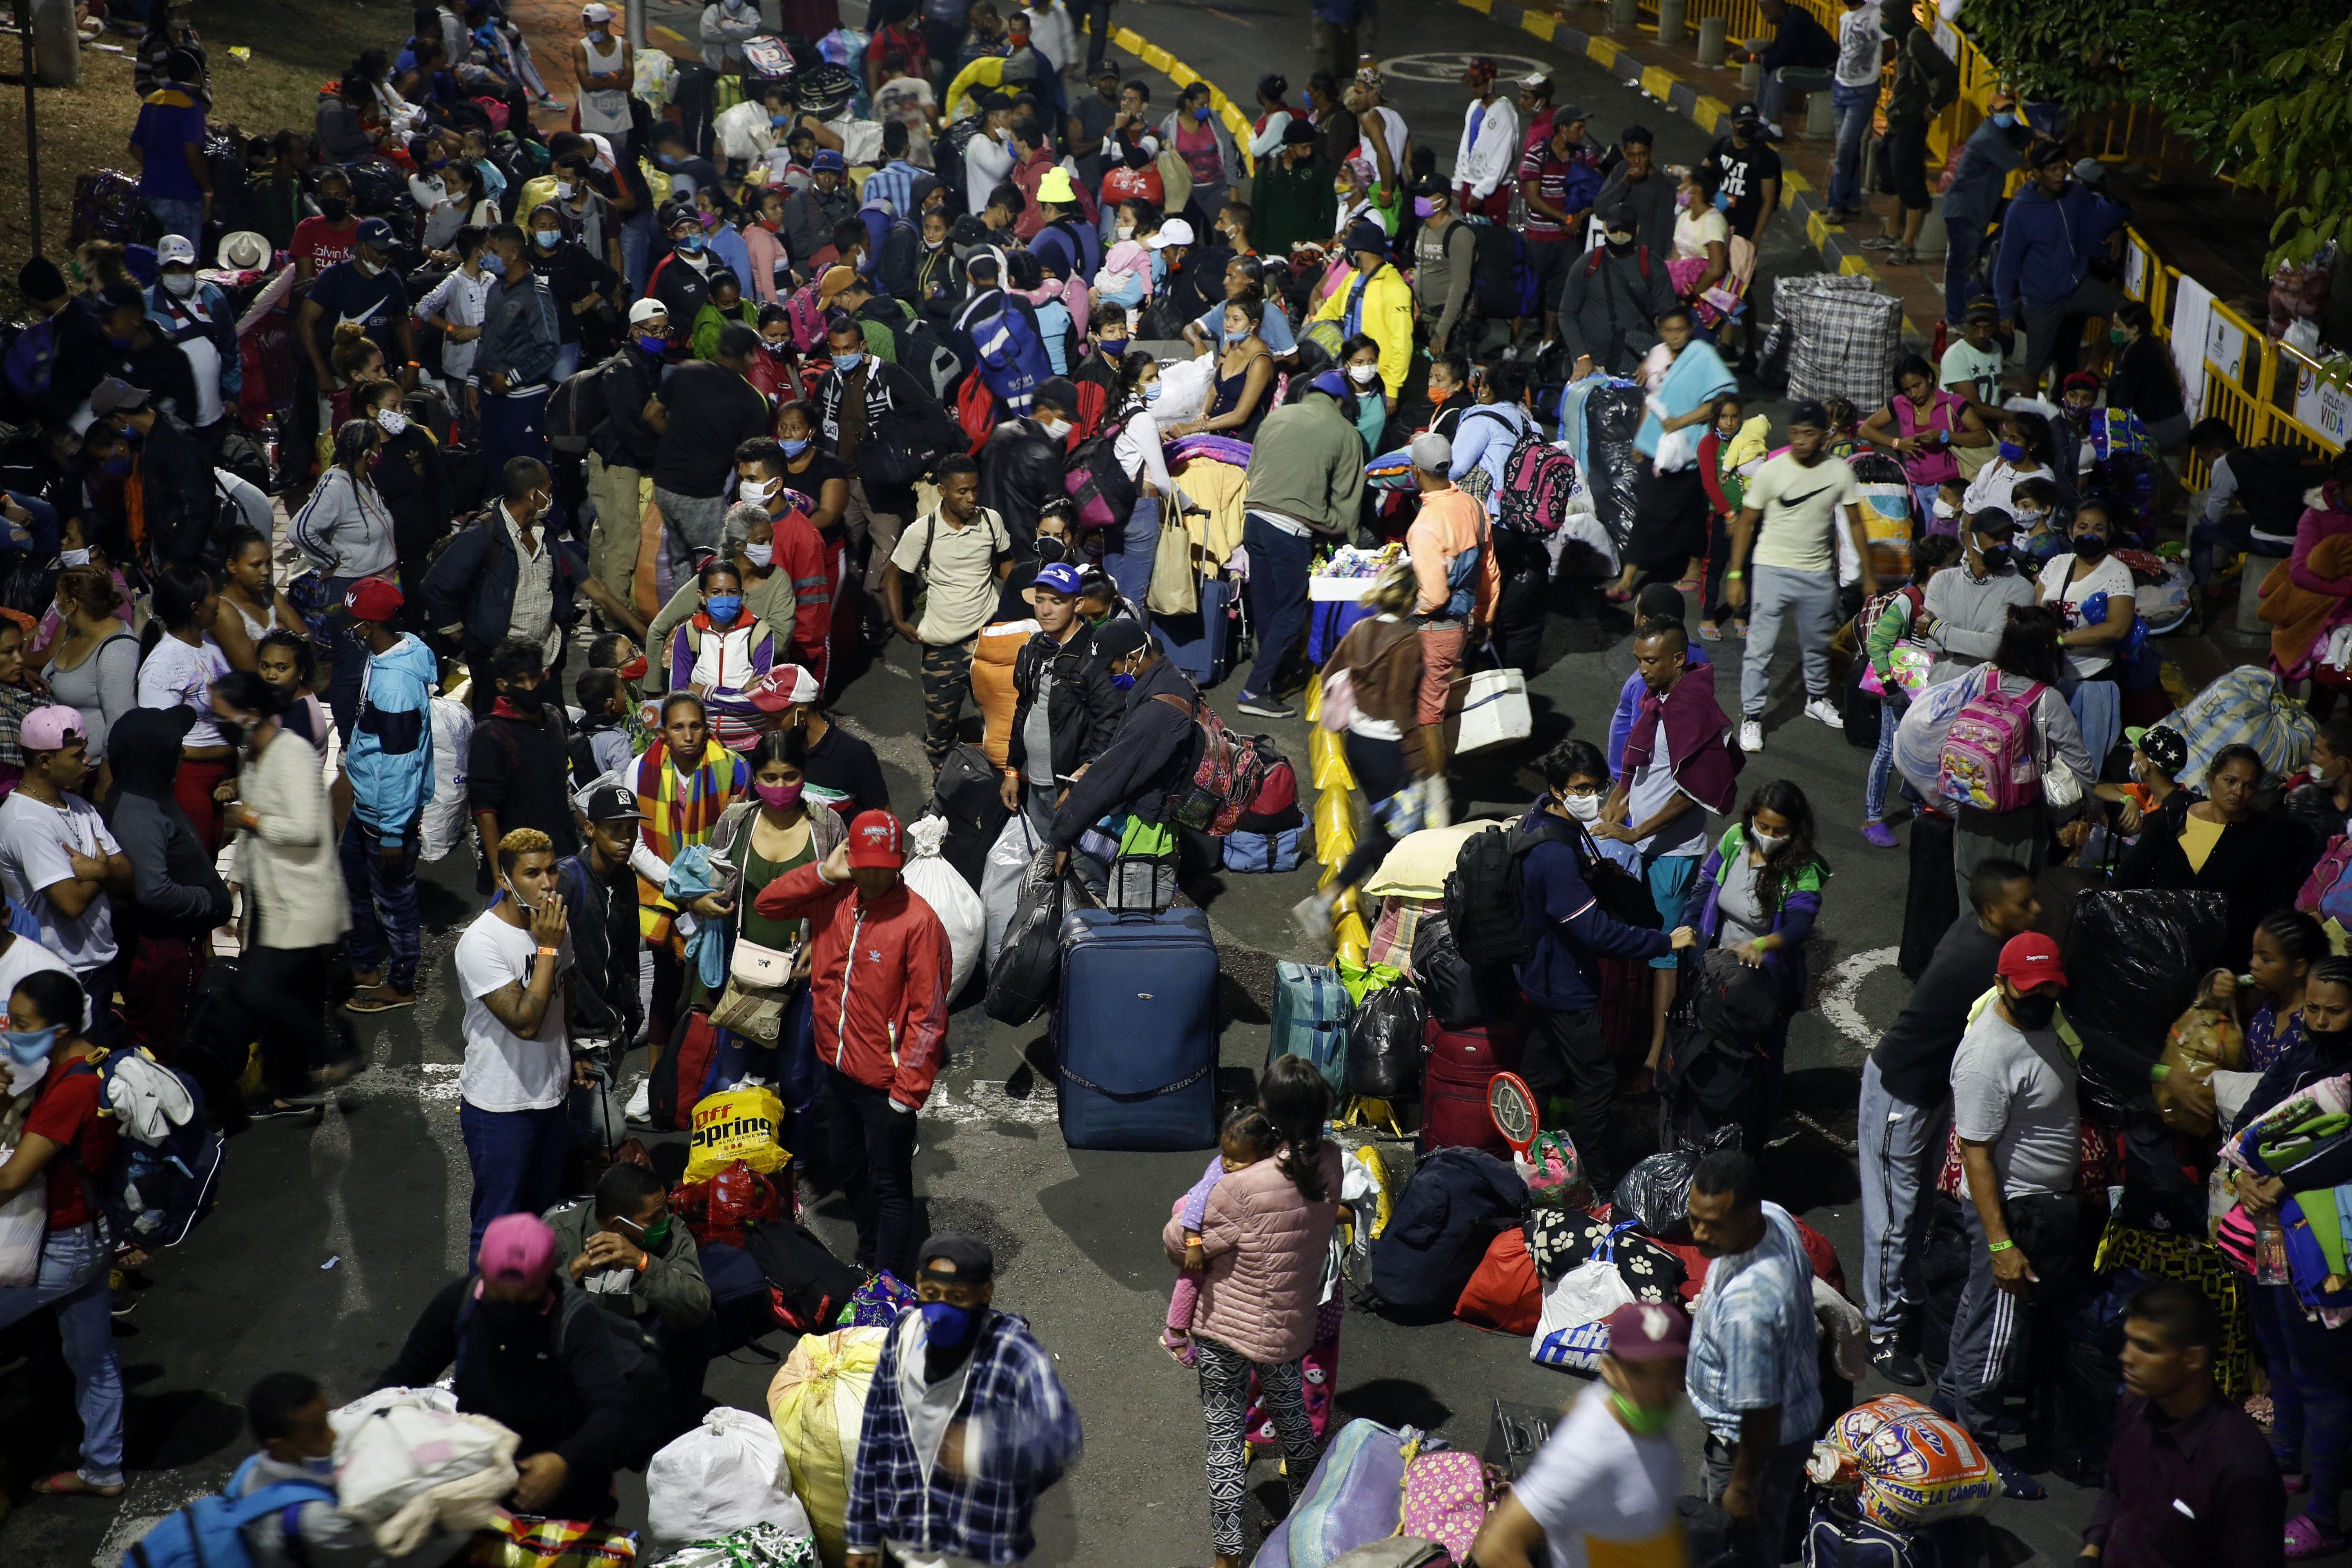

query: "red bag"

left=650, top=1008, right=722, bottom=1132
left=1455, top=1226, right=1541, bottom=1334
left=672, top=1159, right=786, bottom=1248
left=1421, top=1015, right=1524, bottom=1159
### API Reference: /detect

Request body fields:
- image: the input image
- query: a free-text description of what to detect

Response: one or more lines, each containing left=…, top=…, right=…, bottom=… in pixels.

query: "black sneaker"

left=1870, top=1338, right=1926, bottom=1386
left=1986, top=1448, right=2046, bottom=1501
left=1235, top=693, right=1299, bottom=720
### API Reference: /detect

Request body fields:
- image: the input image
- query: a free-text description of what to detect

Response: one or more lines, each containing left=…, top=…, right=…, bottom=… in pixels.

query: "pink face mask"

left=755, top=779, right=805, bottom=811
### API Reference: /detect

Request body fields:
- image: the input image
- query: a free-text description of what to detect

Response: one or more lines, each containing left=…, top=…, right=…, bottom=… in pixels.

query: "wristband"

left=1726, top=569, right=1745, bottom=580
left=2148, top=1061, right=2171, bottom=1081
left=536, top=945, right=559, bottom=957
left=1986, top=1239, right=2014, bottom=1254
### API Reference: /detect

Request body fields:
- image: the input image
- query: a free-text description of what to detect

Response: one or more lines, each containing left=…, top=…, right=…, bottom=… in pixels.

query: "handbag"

left=710, top=848, right=802, bottom=1045
left=0, top=1145, right=43, bottom=1287
left=1145, top=496, right=1198, bottom=615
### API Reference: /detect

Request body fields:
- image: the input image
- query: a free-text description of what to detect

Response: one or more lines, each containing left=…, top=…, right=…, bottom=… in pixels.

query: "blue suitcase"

left=1152, top=578, right=1230, bottom=687
left=1055, top=908, right=1220, bottom=1150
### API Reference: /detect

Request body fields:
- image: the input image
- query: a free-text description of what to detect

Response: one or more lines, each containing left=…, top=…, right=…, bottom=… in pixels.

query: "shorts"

left=1523, top=238, right=1574, bottom=319
left=1886, top=117, right=1930, bottom=209
left=1646, top=853, right=1702, bottom=970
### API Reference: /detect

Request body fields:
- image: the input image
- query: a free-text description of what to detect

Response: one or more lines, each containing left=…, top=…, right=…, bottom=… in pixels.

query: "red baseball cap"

left=342, top=575, right=404, bottom=622
left=1605, top=1300, right=1690, bottom=1361
left=846, top=809, right=904, bottom=869
left=1995, top=932, right=2067, bottom=989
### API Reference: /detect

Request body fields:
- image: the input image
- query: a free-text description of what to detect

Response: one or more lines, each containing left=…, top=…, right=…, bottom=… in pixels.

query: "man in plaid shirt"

left=846, top=1234, right=1083, bottom=1567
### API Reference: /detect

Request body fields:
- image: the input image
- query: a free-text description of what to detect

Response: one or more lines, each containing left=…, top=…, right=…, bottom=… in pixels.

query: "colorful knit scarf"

left=633, top=738, right=747, bottom=944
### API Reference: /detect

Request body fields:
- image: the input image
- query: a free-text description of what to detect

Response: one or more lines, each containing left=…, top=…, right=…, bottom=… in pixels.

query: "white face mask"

left=162, top=272, right=197, bottom=298
left=743, top=540, right=775, bottom=566
left=1115, top=223, right=1135, bottom=241
left=1932, top=498, right=1958, bottom=520
left=356, top=257, right=383, bottom=277
left=1040, top=416, right=1071, bottom=440
left=1559, top=792, right=1602, bottom=823
left=739, top=476, right=779, bottom=505
left=556, top=180, right=575, bottom=200
left=1750, top=826, right=1787, bottom=854
left=376, top=409, right=409, bottom=437
left=1348, top=363, right=1379, bottom=386
left=60, top=548, right=91, bottom=568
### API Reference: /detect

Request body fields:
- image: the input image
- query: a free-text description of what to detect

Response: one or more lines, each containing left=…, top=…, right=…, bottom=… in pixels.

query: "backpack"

left=1150, top=691, right=1272, bottom=838
left=69, top=169, right=140, bottom=245
left=1855, top=582, right=1924, bottom=645
left=743, top=1216, right=862, bottom=1332
left=1063, top=419, right=1139, bottom=531
left=895, top=314, right=965, bottom=402
left=1801, top=1497, right=1948, bottom=1568
left=2300, top=831, right=2352, bottom=926
left=1442, top=822, right=1539, bottom=971
left=1584, top=243, right=1653, bottom=279
left=1492, top=419, right=1577, bottom=537
left=3, top=317, right=57, bottom=403
left=121, top=1453, right=336, bottom=1568
left=1456, top=219, right=1536, bottom=319
left=1935, top=664, right=2046, bottom=813
left=782, top=281, right=829, bottom=352
left=966, top=294, right=1052, bottom=415
left=62, top=1054, right=224, bottom=1251
left=545, top=361, right=609, bottom=455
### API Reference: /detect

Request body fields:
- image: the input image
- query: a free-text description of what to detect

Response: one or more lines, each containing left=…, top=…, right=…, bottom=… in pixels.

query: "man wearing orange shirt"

left=1402, top=431, right=1497, bottom=732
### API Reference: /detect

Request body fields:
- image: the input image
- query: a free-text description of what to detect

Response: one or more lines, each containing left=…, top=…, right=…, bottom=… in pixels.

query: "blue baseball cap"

left=1312, top=368, right=1350, bottom=399
left=812, top=148, right=846, bottom=172
left=1033, top=561, right=1084, bottom=596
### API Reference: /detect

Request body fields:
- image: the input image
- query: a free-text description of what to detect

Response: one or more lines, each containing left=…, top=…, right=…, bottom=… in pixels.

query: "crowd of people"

left=0, top=0, right=2346, bottom=1562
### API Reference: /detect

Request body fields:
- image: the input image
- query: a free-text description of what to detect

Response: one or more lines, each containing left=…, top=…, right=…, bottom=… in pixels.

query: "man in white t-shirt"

left=454, top=824, right=585, bottom=1261
left=1938, top=931, right=2078, bottom=1499
left=1726, top=400, right=1877, bottom=753
left=0, top=706, right=130, bottom=985
left=2034, top=501, right=2136, bottom=680
left=1468, top=1299, right=1690, bottom=1568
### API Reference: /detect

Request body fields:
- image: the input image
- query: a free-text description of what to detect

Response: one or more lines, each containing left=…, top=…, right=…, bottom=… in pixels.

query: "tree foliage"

left=2227, top=17, right=2352, bottom=271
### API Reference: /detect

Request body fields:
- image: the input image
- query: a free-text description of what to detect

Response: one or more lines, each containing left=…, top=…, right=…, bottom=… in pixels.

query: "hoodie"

left=102, top=706, right=232, bottom=940
left=1991, top=179, right=2125, bottom=314
left=345, top=632, right=441, bottom=847
left=1044, top=655, right=1203, bottom=849
left=1515, top=804, right=1676, bottom=1011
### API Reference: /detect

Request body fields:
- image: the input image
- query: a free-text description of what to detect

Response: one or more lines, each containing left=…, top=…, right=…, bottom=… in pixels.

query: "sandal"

left=346, top=987, right=416, bottom=1015
left=1673, top=578, right=1701, bottom=592
left=1603, top=587, right=1634, bottom=604
left=1699, top=623, right=1723, bottom=642
left=33, top=1472, right=124, bottom=1497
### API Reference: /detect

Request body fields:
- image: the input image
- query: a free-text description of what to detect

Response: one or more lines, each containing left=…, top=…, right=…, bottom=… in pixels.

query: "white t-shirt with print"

left=454, top=908, right=571, bottom=1112
left=1510, top=1382, right=1684, bottom=1568
left=0, top=792, right=120, bottom=974
left=2036, top=552, right=2136, bottom=678
left=136, top=633, right=234, bottom=748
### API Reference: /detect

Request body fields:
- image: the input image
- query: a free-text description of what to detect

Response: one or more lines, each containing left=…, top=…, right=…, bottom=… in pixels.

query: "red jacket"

left=772, top=508, right=832, bottom=655
left=755, top=862, right=950, bottom=1109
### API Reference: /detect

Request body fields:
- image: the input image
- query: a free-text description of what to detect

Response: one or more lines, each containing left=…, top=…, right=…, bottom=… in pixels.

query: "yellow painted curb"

left=1639, top=65, right=1675, bottom=102
left=1586, top=37, right=1620, bottom=69
left=1693, top=96, right=1731, bottom=134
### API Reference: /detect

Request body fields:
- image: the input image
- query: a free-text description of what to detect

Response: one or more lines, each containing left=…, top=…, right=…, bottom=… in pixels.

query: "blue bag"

left=1223, top=825, right=1305, bottom=873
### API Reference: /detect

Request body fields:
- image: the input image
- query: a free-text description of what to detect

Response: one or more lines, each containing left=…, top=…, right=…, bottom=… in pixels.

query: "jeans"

left=2256, top=1280, right=2350, bottom=1530
left=339, top=817, right=422, bottom=992
left=1701, top=1434, right=1811, bottom=1568
left=1864, top=693, right=1901, bottom=822
left=459, top=1099, right=569, bottom=1263
left=143, top=194, right=205, bottom=246
left=1855, top=1057, right=1949, bottom=1339
left=1241, top=513, right=1315, bottom=699
left=1109, top=492, right=1159, bottom=612
left=0, top=1223, right=123, bottom=1486
left=821, top=1064, right=919, bottom=1278
left=1081, top=0, right=1116, bottom=71
left=1944, top=214, right=1989, bottom=326
left=621, top=209, right=657, bottom=296
left=480, top=387, right=553, bottom=497
left=1197, top=1335, right=1318, bottom=1558
left=2189, top=512, right=2250, bottom=587
left=1827, top=82, right=1877, bottom=212
left=1754, top=63, right=1833, bottom=130
left=320, top=574, right=370, bottom=738
left=552, top=341, right=583, bottom=383
left=1739, top=564, right=1839, bottom=718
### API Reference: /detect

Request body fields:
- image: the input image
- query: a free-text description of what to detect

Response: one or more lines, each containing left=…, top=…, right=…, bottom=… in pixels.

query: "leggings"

left=1864, top=692, right=1901, bottom=822
left=2256, top=1280, right=2350, bottom=1530
left=1197, top=1334, right=1319, bottom=1558
left=239, top=943, right=336, bottom=1097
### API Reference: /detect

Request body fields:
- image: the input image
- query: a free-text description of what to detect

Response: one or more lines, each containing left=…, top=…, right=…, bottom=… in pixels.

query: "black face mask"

left=2007, top=991, right=2060, bottom=1031
left=2071, top=532, right=2108, bottom=559
left=503, top=684, right=544, bottom=715
left=1034, top=536, right=1067, bottom=564
left=318, top=196, right=351, bottom=222
left=2308, top=1023, right=2352, bottom=1059
left=1977, top=544, right=2011, bottom=574
left=477, top=1294, right=544, bottom=1330
left=215, top=716, right=247, bottom=751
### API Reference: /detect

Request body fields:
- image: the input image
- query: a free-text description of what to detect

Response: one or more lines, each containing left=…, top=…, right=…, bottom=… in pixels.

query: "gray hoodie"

left=1922, top=561, right=2037, bottom=680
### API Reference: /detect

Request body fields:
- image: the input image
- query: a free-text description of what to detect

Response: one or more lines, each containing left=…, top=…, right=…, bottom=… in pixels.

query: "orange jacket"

left=1405, top=485, right=1499, bottom=624
left=754, top=862, right=951, bottom=1109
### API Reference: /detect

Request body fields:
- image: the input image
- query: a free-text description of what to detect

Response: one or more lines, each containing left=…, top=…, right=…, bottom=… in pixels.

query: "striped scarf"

left=634, top=739, right=747, bottom=943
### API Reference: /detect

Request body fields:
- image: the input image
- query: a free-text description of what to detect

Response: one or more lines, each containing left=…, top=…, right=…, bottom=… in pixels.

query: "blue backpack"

left=123, top=1453, right=335, bottom=1568
left=967, top=294, right=1051, bottom=416
left=60, top=1054, right=225, bottom=1250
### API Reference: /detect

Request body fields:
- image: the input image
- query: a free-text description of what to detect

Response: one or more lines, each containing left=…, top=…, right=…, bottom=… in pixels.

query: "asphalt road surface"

left=0, top=4, right=2111, bottom=1564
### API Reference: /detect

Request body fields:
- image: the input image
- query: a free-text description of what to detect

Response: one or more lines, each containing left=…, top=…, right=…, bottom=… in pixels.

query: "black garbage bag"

left=2062, top=890, right=2232, bottom=1118
left=1348, top=982, right=1427, bottom=1099
left=984, top=847, right=1067, bottom=1026
left=1411, top=912, right=1518, bottom=1030
left=1584, top=381, right=1645, bottom=556
left=1611, top=1123, right=1742, bottom=1236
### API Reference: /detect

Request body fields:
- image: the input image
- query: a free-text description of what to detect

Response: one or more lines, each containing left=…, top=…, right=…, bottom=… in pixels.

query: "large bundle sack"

left=1815, top=1392, right=1998, bottom=1527
left=902, top=814, right=984, bottom=997
left=2169, top=664, right=2315, bottom=785
left=328, top=1389, right=519, bottom=1553
left=1454, top=1226, right=1541, bottom=1334
left=421, top=693, right=475, bottom=860
left=1611, top=1124, right=1742, bottom=1236
left=928, top=741, right=1010, bottom=893
left=2062, top=890, right=2232, bottom=1115
left=767, top=1326, right=888, bottom=1568
left=1773, top=273, right=1903, bottom=408
left=1582, top=381, right=1646, bottom=556
left=979, top=813, right=1044, bottom=969
left=1253, top=1419, right=1414, bottom=1568
left=985, top=845, right=1072, bottom=1025
left=1347, top=982, right=1425, bottom=1100
left=683, top=1084, right=788, bottom=1184
left=1368, top=1147, right=1526, bottom=1319
left=649, top=1522, right=820, bottom=1566
left=647, top=1406, right=814, bottom=1552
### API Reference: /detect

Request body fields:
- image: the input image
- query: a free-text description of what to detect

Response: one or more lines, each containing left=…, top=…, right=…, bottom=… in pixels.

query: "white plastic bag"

left=1152, top=355, right=1217, bottom=426
left=332, top=1392, right=517, bottom=1552
left=1452, top=669, right=1530, bottom=754
left=647, top=1405, right=814, bottom=1552
left=980, top=812, right=1042, bottom=967
left=1530, top=1223, right=1638, bottom=1370
left=902, top=815, right=985, bottom=996
left=421, top=695, right=475, bottom=861
left=0, top=1147, right=43, bottom=1287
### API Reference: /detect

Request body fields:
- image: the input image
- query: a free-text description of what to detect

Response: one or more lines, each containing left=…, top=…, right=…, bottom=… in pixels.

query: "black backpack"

left=1447, top=218, right=1536, bottom=320
left=743, top=1218, right=862, bottom=1332
left=1442, top=823, right=1540, bottom=971
left=546, top=361, right=610, bottom=455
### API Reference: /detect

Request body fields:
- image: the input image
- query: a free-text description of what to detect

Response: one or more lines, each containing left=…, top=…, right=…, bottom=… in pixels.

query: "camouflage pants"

left=919, top=635, right=977, bottom=767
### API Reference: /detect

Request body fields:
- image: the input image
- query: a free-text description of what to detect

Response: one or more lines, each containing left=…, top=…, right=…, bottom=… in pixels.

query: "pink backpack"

left=2299, top=832, right=2352, bottom=923
left=1495, top=421, right=1578, bottom=536
left=1399, top=1450, right=1490, bottom=1561
left=1935, top=665, right=2047, bottom=812
left=783, top=281, right=829, bottom=352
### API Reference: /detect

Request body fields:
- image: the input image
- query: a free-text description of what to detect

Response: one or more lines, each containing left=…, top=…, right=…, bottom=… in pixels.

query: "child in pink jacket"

left=1161, top=1108, right=1280, bottom=1364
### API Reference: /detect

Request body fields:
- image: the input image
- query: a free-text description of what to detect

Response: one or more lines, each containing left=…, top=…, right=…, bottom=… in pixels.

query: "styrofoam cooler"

left=1054, top=908, right=1220, bottom=1150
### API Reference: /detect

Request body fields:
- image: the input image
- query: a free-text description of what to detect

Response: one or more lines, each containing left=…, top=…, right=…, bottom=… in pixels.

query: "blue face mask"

left=101, top=456, right=132, bottom=476
left=1712, top=191, right=1731, bottom=212
left=770, top=112, right=791, bottom=126
left=705, top=593, right=744, bottom=623
left=657, top=152, right=680, bottom=167
left=1099, top=337, right=1129, bottom=359
left=920, top=1299, right=974, bottom=1345
left=3, top=1025, right=58, bottom=1068
left=1192, top=103, right=1211, bottom=122
left=1222, top=329, right=1248, bottom=346
left=1143, top=383, right=1163, bottom=403
left=780, top=437, right=812, bottom=457
left=1992, top=111, right=2018, bottom=129
left=833, top=351, right=865, bottom=373
left=675, top=233, right=705, bottom=253
left=637, top=332, right=669, bottom=355
left=1997, top=439, right=2024, bottom=462
left=1110, top=668, right=1136, bottom=690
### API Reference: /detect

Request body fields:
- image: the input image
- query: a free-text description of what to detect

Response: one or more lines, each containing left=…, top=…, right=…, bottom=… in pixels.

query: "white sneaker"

left=1739, top=719, right=1764, bottom=753
left=1804, top=696, right=1846, bottom=729
left=624, top=1077, right=651, bottom=1125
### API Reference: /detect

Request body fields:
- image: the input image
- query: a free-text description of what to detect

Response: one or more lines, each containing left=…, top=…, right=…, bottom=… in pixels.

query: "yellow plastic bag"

left=768, top=1326, right=887, bottom=1568
left=1314, top=786, right=1361, bottom=868
left=1309, top=725, right=1355, bottom=791
left=683, top=1085, right=788, bottom=1183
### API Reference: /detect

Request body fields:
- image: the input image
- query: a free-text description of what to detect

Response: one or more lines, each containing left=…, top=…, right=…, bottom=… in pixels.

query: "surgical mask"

left=1143, top=383, right=1163, bottom=402
left=675, top=232, right=704, bottom=252
left=430, top=157, right=450, bottom=171
left=2109, top=327, right=2127, bottom=345
left=1933, top=499, right=1958, bottom=520
left=532, top=229, right=560, bottom=249
left=1610, top=1390, right=1677, bottom=1437
left=1040, top=416, right=1071, bottom=440
left=1099, top=336, right=1128, bottom=360
left=740, top=476, right=779, bottom=505
left=2007, top=991, right=2060, bottom=1031
left=1192, top=102, right=1211, bottom=122
left=1997, top=439, right=2023, bottom=462
left=60, top=548, right=90, bottom=567
left=617, top=654, right=649, bottom=681
left=356, top=257, right=382, bottom=277
left=1675, top=190, right=1693, bottom=209
left=1412, top=198, right=1434, bottom=218
left=637, top=332, right=669, bottom=355
left=1110, top=668, right=1137, bottom=690
left=162, top=272, right=196, bottom=298
left=636, top=1216, right=672, bottom=1251
left=833, top=351, right=864, bottom=374
left=2072, top=531, right=2108, bottom=559
left=920, top=1300, right=975, bottom=1345
left=1334, top=182, right=1354, bottom=197
left=1560, top=792, right=1601, bottom=823
left=1222, top=330, right=1248, bottom=347
left=555, top=180, right=575, bottom=199
left=1348, top=363, right=1379, bottom=386
left=377, top=409, right=409, bottom=437
left=743, top=540, right=774, bottom=566
left=1992, top=111, right=2018, bottom=129
left=319, top=196, right=351, bottom=220
left=2, top=1025, right=57, bottom=1069
left=781, top=437, right=812, bottom=458
left=1750, top=827, right=1786, bottom=854
left=1115, top=223, right=1135, bottom=241
left=705, top=593, right=744, bottom=623
left=755, top=780, right=805, bottom=811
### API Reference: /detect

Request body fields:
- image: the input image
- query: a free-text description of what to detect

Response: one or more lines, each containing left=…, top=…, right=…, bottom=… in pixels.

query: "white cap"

left=628, top=297, right=669, bottom=325
left=1409, top=430, right=1452, bottom=472
left=581, top=2, right=614, bottom=20
left=156, top=234, right=198, bottom=267
left=1149, top=218, right=1194, bottom=248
